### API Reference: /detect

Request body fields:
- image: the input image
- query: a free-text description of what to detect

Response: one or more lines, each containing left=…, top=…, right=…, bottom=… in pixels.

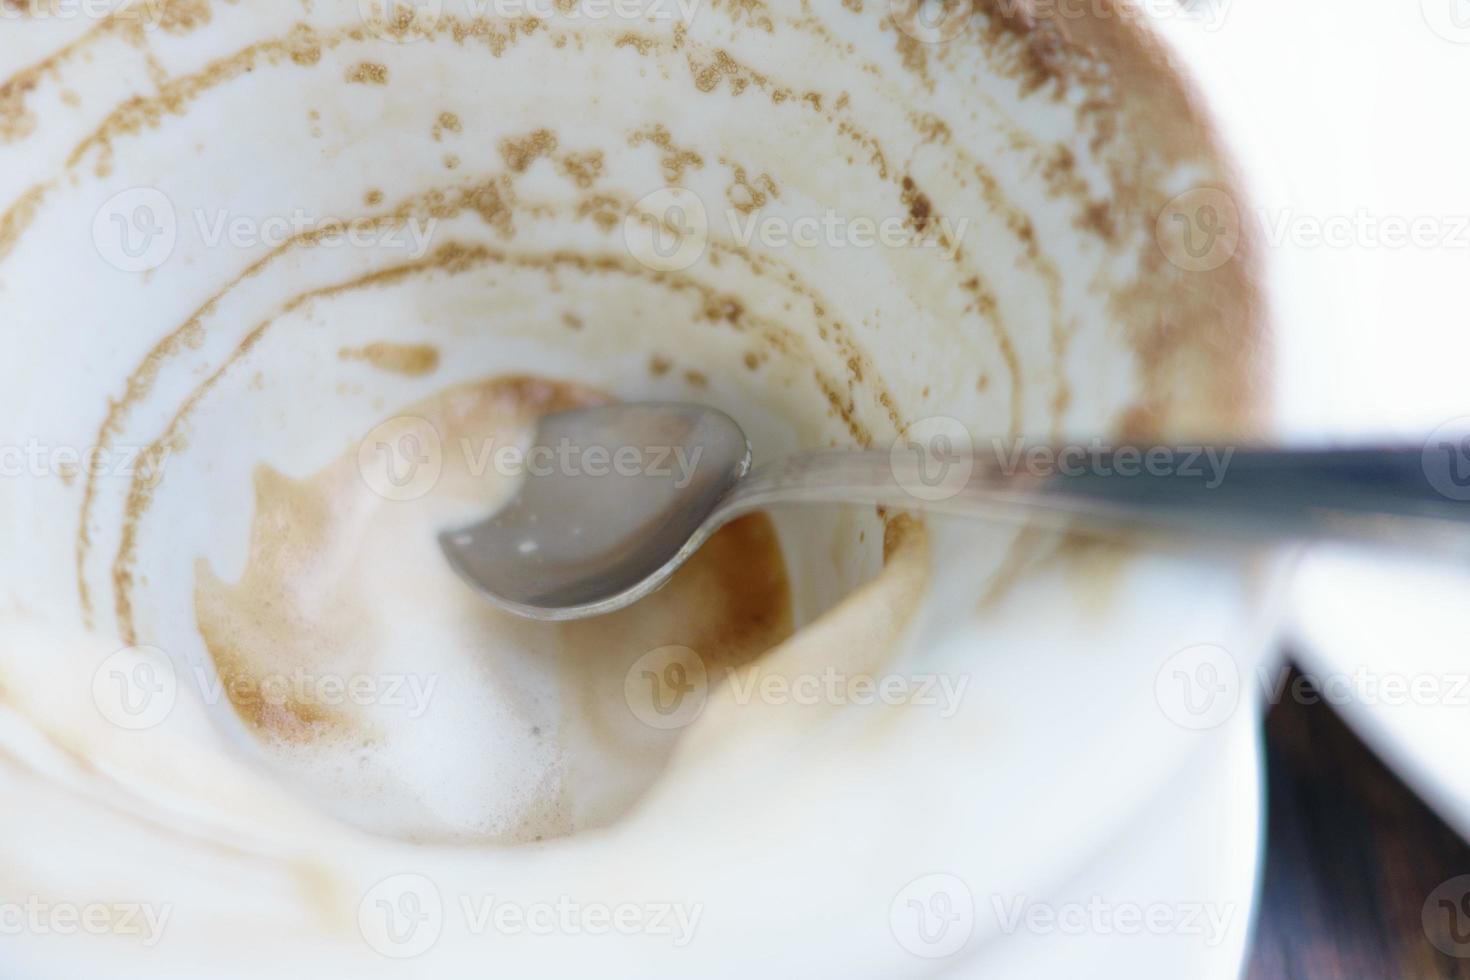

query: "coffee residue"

left=194, top=377, right=793, bottom=843
left=338, top=342, right=441, bottom=377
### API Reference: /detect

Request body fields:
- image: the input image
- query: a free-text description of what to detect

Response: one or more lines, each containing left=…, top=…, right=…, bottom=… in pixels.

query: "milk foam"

left=194, top=377, right=794, bottom=842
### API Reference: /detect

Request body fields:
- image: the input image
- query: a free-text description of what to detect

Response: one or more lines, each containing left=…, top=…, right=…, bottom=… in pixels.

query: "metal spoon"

left=439, top=402, right=1470, bottom=620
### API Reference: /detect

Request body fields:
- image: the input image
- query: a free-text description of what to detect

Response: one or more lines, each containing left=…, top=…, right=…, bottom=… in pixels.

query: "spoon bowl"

left=439, top=403, right=751, bottom=620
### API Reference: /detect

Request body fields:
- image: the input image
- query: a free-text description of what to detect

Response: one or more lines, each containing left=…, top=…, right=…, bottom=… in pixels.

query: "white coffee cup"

left=0, top=2, right=1286, bottom=976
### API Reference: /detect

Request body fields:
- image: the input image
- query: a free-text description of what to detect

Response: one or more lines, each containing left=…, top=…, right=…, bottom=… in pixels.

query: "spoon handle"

left=718, top=446, right=1470, bottom=552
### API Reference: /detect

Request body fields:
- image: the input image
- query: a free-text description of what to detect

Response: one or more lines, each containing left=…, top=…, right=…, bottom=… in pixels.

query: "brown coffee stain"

left=555, top=150, right=605, bottom=189
left=194, top=376, right=792, bottom=840
left=345, top=62, right=389, bottom=85
left=499, top=129, right=559, bottom=173
left=18, top=0, right=1263, bottom=639
left=0, top=71, right=38, bottom=143
left=192, top=377, right=600, bottom=745
left=0, top=183, right=50, bottom=264
left=337, top=343, right=441, bottom=377
left=725, top=165, right=779, bottom=215
left=102, top=238, right=886, bottom=641
left=627, top=124, right=705, bottom=184
left=899, top=175, right=932, bottom=233
left=0, top=0, right=222, bottom=146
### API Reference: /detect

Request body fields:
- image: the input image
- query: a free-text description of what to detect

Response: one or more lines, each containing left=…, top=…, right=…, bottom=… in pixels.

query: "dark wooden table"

left=1246, top=667, right=1470, bottom=979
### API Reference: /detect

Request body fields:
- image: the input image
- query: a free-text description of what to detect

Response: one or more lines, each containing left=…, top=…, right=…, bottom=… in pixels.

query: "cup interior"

left=0, top=1, right=1268, bottom=846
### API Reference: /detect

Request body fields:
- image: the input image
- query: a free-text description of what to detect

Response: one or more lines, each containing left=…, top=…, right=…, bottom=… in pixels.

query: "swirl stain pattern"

left=0, top=0, right=1263, bottom=659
